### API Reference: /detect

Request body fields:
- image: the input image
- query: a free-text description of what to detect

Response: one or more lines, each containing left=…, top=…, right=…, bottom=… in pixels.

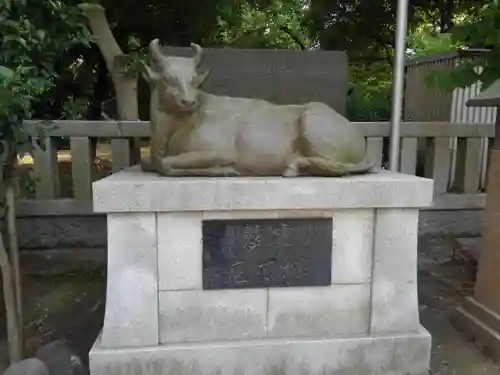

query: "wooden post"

left=451, top=80, right=500, bottom=360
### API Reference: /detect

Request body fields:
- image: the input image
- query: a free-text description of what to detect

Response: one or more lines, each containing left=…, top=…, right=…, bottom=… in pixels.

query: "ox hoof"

left=218, top=167, right=240, bottom=177
left=282, top=165, right=299, bottom=177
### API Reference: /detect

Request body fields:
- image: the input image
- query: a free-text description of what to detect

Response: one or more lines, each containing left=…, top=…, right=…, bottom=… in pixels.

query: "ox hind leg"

left=282, top=105, right=373, bottom=177
left=283, top=156, right=373, bottom=177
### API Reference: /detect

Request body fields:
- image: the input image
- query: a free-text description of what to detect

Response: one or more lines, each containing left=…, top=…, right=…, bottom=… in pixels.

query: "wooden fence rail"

left=18, top=120, right=492, bottom=216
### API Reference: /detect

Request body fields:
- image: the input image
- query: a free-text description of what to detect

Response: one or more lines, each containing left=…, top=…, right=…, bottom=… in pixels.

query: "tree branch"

left=279, top=25, right=306, bottom=50
left=383, top=44, right=394, bottom=68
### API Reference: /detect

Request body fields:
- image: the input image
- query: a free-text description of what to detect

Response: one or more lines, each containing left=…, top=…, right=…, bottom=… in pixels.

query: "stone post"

left=452, top=79, right=500, bottom=359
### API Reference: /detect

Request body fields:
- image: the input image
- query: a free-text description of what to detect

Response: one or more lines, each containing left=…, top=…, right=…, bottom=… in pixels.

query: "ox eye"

left=191, top=76, right=202, bottom=87
left=162, top=73, right=178, bottom=86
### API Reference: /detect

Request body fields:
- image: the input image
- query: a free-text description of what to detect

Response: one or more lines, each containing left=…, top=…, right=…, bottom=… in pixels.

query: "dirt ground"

left=0, top=236, right=498, bottom=375
left=418, top=236, right=500, bottom=374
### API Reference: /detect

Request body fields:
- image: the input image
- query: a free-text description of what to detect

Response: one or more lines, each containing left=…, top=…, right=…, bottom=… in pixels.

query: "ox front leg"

left=161, top=151, right=239, bottom=177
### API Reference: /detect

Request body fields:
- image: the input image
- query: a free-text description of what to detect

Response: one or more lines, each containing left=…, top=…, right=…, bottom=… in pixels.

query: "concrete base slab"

left=452, top=297, right=500, bottom=360
left=89, top=327, right=431, bottom=375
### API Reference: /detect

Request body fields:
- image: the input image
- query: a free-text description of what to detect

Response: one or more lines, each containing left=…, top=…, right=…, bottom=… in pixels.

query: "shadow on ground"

left=0, top=236, right=498, bottom=375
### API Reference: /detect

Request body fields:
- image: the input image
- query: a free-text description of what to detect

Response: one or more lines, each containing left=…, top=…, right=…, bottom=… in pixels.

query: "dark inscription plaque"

left=202, top=218, right=332, bottom=289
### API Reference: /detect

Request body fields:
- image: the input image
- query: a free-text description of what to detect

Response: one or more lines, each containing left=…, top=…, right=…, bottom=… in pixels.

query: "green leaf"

left=36, top=119, right=57, bottom=132
left=36, top=30, right=46, bottom=42
left=78, top=2, right=105, bottom=12
left=479, top=66, right=500, bottom=89
left=12, top=125, right=30, bottom=145
left=0, top=87, right=14, bottom=102
left=2, top=36, right=29, bottom=49
left=2, top=19, right=20, bottom=29
left=0, top=66, right=14, bottom=79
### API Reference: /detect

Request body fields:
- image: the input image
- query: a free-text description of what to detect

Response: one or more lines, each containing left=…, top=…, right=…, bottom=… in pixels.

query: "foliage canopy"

left=427, top=1, right=500, bottom=92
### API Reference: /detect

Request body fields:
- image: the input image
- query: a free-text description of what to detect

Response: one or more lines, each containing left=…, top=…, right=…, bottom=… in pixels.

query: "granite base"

left=90, top=168, right=433, bottom=375
left=90, top=327, right=431, bottom=375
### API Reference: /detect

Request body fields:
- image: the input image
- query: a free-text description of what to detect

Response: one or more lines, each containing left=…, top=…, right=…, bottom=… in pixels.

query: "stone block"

left=371, top=280, right=419, bottom=334
left=202, top=209, right=333, bottom=220
left=161, top=46, right=349, bottom=114
left=158, top=212, right=202, bottom=291
left=35, top=340, right=85, bottom=375
left=90, top=327, right=432, bottom=375
left=370, top=209, right=420, bottom=334
left=3, top=359, right=48, bottom=375
left=331, top=209, right=374, bottom=284
left=267, top=284, right=370, bottom=338
left=18, top=215, right=107, bottom=250
left=93, top=167, right=434, bottom=213
left=373, top=209, right=419, bottom=282
left=451, top=297, right=500, bottom=361
left=101, top=213, right=158, bottom=348
left=18, top=210, right=484, bottom=251
left=159, top=289, right=267, bottom=343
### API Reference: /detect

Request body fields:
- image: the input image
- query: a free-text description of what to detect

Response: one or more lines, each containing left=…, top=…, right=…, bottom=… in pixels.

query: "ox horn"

left=149, top=39, right=168, bottom=67
left=191, top=43, right=203, bottom=66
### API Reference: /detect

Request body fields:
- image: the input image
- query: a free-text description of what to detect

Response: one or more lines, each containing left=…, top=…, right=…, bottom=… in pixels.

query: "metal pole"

left=388, top=0, right=409, bottom=171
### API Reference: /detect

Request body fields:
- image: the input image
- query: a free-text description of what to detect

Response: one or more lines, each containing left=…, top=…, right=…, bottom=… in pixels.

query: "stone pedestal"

left=89, top=166, right=433, bottom=375
left=451, top=84, right=500, bottom=360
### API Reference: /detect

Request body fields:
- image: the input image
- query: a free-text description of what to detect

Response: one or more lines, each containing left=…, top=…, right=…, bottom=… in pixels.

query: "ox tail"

left=296, top=156, right=375, bottom=177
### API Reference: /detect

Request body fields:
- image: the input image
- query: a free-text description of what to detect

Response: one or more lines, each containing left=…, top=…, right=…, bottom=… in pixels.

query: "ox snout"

left=180, top=98, right=197, bottom=108
left=177, top=95, right=199, bottom=112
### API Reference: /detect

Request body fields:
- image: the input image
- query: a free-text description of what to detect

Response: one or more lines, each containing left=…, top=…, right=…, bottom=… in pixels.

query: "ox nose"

left=180, top=99, right=196, bottom=108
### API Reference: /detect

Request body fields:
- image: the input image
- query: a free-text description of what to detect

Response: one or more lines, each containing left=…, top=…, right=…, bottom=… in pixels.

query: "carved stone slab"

left=202, top=218, right=332, bottom=289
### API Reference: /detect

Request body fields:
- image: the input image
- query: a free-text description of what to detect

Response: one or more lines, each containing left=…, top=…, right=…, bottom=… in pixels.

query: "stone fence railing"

left=19, top=120, right=492, bottom=218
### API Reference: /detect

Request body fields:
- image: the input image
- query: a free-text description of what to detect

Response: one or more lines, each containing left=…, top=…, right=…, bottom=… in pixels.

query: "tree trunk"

left=80, top=3, right=141, bottom=165
left=6, top=181, right=22, bottom=351
left=87, top=56, right=110, bottom=162
left=0, top=180, right=22, bottom=363
left=0, top=240, right=21, bottom=363
left=0, top=147, right=23, bottom=364
left=113, top=73, right=141, bottom=163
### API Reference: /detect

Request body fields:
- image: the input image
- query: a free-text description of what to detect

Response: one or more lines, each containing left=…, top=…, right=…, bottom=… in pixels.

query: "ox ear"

left=192, top=68, right=211, bottom=87
left=141, top=62, right=160, bottom=84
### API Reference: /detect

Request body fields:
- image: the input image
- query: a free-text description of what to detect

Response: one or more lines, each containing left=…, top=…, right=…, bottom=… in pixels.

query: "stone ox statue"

left=141, top=39, right=374, bottom=177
